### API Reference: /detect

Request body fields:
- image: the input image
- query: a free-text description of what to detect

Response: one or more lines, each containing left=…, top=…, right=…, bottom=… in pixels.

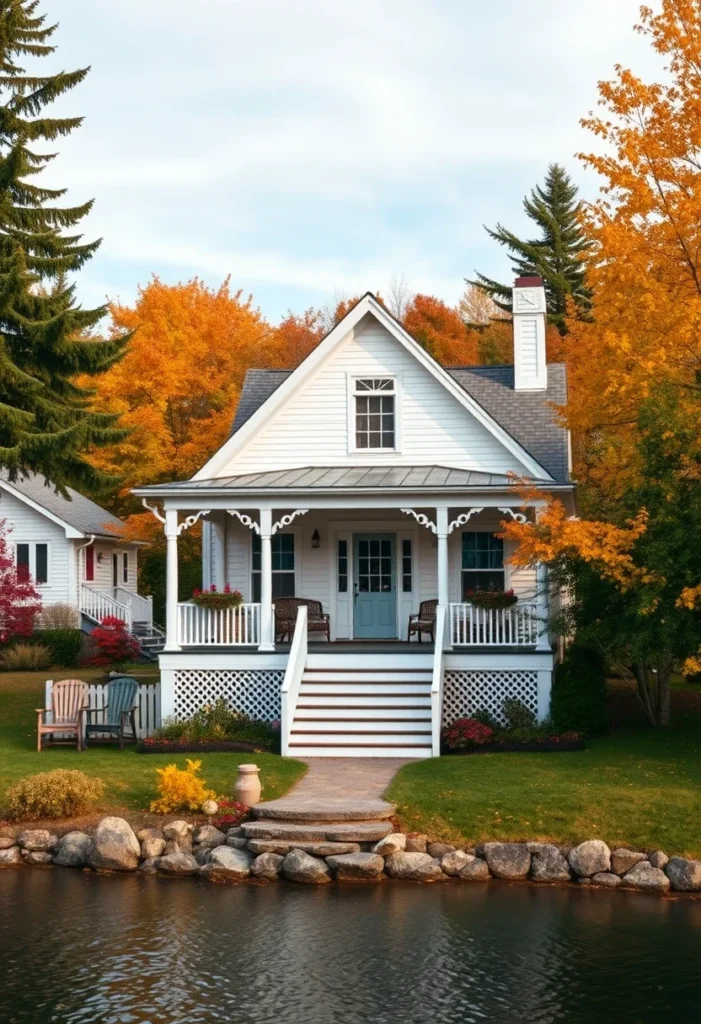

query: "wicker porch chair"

left=275, top=598, right=331, bottom=643
left=407, top=599, right=438, bottom=643
left=36, top=679, right=89, bottom=751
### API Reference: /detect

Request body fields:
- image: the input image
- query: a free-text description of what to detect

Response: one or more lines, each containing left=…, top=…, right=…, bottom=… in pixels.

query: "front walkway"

left=255, top=757, right=414, bottom=821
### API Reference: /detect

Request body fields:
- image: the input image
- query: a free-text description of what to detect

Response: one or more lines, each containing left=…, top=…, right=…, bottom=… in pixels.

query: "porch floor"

left=173, top=641, right=543, bottom=655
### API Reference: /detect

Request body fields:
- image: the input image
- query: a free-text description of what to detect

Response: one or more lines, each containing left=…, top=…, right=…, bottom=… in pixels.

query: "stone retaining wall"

left=2, top=820, right=700, bottom=894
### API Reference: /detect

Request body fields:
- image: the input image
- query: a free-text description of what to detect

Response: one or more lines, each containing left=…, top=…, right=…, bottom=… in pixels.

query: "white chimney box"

left=512, top=276, right=547, bottom=391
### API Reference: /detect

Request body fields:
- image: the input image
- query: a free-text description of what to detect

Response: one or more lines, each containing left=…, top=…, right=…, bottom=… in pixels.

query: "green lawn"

left=0, top=667, right=306, bottom=823
left=388, top=683, right=701, bottom=857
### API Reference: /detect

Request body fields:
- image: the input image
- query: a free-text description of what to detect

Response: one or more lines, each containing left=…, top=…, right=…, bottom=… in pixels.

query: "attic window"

left=354, top=377, right=395, bottom=450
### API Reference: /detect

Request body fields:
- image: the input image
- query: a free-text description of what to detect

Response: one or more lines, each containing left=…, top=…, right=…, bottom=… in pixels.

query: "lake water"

left=1, top=870, right=700, bottom=1024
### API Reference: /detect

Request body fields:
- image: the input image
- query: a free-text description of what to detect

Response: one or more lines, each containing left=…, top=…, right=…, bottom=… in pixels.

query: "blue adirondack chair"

left=84, top=676, right=139, bottom=749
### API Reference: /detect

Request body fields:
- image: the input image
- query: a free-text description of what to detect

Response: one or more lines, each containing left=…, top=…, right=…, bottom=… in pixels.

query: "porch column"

left=535, top=560, right=551, bottom=651
left=436, top=506, right=449, bottom=647
left=164, top=508, right=181, bottom=652
left=212, top=518, right=226, bottom=590
left=259, top=508, right=274, bottom=651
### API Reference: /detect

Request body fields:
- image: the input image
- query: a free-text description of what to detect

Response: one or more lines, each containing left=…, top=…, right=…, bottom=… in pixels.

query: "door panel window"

left=356, top=538, right=392, bottom=593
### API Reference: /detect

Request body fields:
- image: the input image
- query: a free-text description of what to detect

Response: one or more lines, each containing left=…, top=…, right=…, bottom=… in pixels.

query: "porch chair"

left=84, top=675, right=139, bottom=749
left=407, top=599, right=438, bottom=643
left=36, top=679, right=89, bottom=752
left=275, top=598, right=331, bottom=643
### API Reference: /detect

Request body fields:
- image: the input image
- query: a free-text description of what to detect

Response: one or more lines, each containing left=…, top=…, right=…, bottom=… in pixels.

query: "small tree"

left=0, top=520, right=41, bottom=642
left=88, top=616, right=140, bottom=669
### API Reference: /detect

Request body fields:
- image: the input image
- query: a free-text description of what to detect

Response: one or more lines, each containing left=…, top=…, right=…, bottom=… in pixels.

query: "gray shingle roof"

left=230, top=364, right=569, bottom=482
left=140, top=465, right=556, bottom=493
left=0, top=471, right=126, bottom=538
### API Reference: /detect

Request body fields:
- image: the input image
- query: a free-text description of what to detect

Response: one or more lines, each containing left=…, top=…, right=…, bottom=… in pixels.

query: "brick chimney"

left=512, top=276, right=547, bottom=390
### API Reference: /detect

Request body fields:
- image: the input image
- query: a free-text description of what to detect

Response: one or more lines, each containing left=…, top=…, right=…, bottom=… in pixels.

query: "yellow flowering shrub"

left=149, top=759, right=216, bottom=814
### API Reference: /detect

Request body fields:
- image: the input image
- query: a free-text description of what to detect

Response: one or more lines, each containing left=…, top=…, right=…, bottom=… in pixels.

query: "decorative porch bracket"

left=177, top=510, right=211, bottom=535
left=448, top=508, right=484, bottom=533
left=272, top=509, right=309, bottom=534
left=498, top=506, right=527, bottom=524
left=227, top=510, right=260, bottom=534
left=400, top=508, right=436, bottom=533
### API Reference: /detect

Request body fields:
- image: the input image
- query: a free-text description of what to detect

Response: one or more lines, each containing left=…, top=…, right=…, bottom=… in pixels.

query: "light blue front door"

left=353, top=534, right=396, bottom=639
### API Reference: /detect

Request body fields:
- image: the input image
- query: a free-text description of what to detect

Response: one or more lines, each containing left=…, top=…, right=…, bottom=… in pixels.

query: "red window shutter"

left=85, top=546, right=95, bottom=582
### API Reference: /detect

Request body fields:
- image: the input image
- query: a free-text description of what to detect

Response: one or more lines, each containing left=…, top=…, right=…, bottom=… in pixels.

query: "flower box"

left=465, top=589, right=518, bottom=610
left=191, top=585, right=243, bottom=609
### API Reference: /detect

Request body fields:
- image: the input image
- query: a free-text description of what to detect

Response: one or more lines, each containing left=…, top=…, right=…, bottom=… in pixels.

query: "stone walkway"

left=255, top=758, right=415, bottom=821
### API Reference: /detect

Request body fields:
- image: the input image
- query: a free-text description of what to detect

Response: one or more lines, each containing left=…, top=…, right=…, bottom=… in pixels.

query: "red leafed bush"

left=0, top=519, right=42, bottom=643
left=210, top=798, right=250, bottom=829
left=441, top=717, right=495, bottom=752
left=88, top=615, right=140, bottom=668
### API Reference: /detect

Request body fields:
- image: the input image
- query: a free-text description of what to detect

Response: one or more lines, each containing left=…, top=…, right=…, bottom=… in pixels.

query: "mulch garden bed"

left=443, top=738, right=586, bottom=755
left=136, top=740, right=269, bottom=754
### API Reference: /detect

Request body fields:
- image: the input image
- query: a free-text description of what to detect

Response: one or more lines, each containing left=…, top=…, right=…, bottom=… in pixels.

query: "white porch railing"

left=114, top=588, right=153, bottom=626
left=281, top=604, right=308, bottom=755
left=177, top=602, right=261, bottom=646
left=79, top=584, right=132, bottom=629
left=431, top=605, right=446, bottom=756
left=450, top=601, right=539, bottom=647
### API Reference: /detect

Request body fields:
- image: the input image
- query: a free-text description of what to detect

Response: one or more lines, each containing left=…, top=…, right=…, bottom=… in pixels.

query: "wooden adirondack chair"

left=84, top=676, right=139, bottom=749
left=36, top=679, right=89, bottom=751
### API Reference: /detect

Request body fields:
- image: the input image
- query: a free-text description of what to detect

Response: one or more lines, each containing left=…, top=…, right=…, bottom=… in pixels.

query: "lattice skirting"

left=173, top=670, right=283, bottom=722
left=442, top=670, right=539, bottom=726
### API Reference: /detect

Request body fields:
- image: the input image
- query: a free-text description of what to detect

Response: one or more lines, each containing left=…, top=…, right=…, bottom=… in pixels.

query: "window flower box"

left=465, top=588, right=518, bottom=610
left=191, top=585, right=243, bottom=609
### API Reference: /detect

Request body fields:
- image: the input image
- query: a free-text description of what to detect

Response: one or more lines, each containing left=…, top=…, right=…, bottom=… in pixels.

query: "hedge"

left=4, top=629, right=83, bottom=668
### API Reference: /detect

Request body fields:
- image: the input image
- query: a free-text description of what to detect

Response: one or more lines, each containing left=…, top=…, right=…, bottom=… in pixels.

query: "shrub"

left=38, top=603, right=80, bottom=629
left=150, top=759, right=217, bottom=814
left=5, top=769, right=104, bottom=820
left=473, top=708, right=501, bottom=730
left=0, top=643, right=52, bottom=671
left=88, top=616, right=140, bottom=668
left=502, top=697, right=537, bottom=732
left=33, top=629, right=83, bottom=667
left=551, top=643, right=608, bottom=735
left=210, top=798, right=250, bottom=830
left=442, top=717, right=495, bottom=752
left=150, top=699, right=277, bottom=751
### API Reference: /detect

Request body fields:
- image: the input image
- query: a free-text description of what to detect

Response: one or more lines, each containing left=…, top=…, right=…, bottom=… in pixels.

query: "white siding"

left=223, top=317, right=531, bottom=476
left=0, top=489, right=71, bottom=604
left=77, top=540, right=139, bottom=596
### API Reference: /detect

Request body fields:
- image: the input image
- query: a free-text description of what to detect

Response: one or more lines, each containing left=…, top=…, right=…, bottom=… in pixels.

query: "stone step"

left=247, top=840, right=362, bottom=856
left=241, top=819, right=393, bottom=842
left=286, top=744, right=433, bottom=758
left=252, top=799, right=394, bottom=823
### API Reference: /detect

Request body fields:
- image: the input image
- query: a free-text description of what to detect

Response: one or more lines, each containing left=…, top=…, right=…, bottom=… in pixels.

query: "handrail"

left=79, top=584, right=132, bottom=629
left=114, top=588, right=153, bottom=626
left=281, top=604, right=308, bottom=756
left=177, top=602, right=261, bottom=646
left=431, top=605, right=446, bottom=757
left=449, top=601, right=539, bottom=647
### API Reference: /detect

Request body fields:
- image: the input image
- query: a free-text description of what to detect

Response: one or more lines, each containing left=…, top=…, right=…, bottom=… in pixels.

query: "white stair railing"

left=177, top=602, right=261, bottom=646
left=79, top=585, right=132, bottom=629
left=431, top=605, right=446, bottom=757
left=449, top=602, right=539, bottom=647
left=114, top=588, right=153, bottom=626
left=281, top=604, right=308, bottom=756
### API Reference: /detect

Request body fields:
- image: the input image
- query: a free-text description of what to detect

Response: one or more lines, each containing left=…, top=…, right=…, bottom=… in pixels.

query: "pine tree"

left=0, top=0, right=129, bottom=493
left=470, top=163, right=592, bottom=334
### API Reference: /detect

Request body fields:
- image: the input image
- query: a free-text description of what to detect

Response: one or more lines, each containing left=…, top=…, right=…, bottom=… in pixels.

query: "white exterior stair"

left=287, top=653, right=434, bottom=757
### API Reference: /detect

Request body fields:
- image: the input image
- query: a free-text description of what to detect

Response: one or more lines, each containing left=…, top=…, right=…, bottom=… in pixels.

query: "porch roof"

left=134, top=464, right=571, bottom=497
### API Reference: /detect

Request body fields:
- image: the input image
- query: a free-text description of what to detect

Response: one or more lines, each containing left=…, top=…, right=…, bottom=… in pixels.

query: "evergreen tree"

left=0, top=0, right=129, bottom=493
left=470, top=163, right=592, bottom=334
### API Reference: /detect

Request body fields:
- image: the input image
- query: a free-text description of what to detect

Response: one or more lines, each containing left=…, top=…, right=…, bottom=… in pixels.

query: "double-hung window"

left=461, top=532, right=504, bottom=596
left=16, top=542, right=49, bottom=584
left=354, top=377, right=396, bottom=450
left=251, top=533, right=295, bottom=602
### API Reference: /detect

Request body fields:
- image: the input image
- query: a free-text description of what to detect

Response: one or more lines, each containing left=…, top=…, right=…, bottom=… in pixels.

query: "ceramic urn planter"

left=234, top=764, right=262, bottom=808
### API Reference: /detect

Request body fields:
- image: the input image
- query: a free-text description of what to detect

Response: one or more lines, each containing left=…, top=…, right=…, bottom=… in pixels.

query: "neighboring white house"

left=0, top=471, right=157, bottom=644
left=135, top=276, right=575, bottom=757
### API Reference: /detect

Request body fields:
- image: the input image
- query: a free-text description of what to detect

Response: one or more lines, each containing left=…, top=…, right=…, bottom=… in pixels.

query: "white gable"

left=209, top=313, right=534, bottom=478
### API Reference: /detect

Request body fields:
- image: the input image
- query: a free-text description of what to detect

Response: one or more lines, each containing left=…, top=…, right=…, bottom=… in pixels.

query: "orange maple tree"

left=403, top=294, right=479, bottom=364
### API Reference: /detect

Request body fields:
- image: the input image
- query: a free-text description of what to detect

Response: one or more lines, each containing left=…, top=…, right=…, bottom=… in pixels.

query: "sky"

left=45, top=0, right=659, bottom=323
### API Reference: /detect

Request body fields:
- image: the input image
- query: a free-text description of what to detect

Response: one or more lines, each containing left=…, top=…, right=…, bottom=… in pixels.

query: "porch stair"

left=287, top=652, right=434, bottom=758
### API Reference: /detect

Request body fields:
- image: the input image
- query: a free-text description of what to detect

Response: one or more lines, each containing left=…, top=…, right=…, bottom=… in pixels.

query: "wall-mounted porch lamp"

left=311, top=529, right=320, bottom=549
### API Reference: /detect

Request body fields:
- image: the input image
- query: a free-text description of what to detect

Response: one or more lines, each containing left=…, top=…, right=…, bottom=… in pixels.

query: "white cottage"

left=135, top=277, right=575, bottom=757
left=0, top=471, right=157, bottom=644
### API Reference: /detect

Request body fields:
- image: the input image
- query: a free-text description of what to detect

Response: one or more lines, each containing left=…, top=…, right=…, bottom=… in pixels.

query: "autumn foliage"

left=403, top=293, right=479, bottom=364
left=0, top=520, right=41, bottom=643
left=88, top=616, right=140, bottom=668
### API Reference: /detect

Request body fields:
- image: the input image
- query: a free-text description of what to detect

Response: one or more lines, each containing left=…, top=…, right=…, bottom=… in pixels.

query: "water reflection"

left=1, top=871, right=700, bottom=1023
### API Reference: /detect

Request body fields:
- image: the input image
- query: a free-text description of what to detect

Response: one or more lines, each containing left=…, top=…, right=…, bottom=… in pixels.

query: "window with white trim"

left=354, top=377, right=395, bottom=449
left=251, top=533, right=295, bottom=601
left=461, top=532, right=504, bottom=596
left=16, top=542, right=49, bottom=584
